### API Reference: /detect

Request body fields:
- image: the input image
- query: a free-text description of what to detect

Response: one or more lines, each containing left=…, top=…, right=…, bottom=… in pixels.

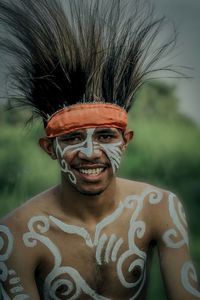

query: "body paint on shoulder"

left=162, top=192, right=188, bottom=248
left=0, top=225, right=30, bottom=299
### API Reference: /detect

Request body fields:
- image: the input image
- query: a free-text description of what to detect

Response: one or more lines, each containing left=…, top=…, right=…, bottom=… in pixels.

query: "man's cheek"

left=55, top=140, right=78, bottom=184
left=100, top=142, right=123, bottom=174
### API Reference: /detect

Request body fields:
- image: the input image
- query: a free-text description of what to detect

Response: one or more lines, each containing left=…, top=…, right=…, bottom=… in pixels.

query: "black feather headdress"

left=0, top=0, right=177, bottom=122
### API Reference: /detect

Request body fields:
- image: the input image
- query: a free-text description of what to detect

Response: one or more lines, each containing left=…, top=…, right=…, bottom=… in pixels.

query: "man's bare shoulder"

left=118, top=178, right=187, bottom=247
left=117, top=177, right=181, bottom=232
left=117, top=176, right=169, bottom=196
left=0, top=185, right=60, bottom=231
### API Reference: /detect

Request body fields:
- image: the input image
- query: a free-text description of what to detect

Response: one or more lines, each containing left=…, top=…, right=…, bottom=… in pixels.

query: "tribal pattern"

left=23, top=188, right=163, bottom=299
left=162, top=193, right=200, bottom=298
left=0, top=225, right=30, bottom=299
left=55, top=128, right=123, bottom=184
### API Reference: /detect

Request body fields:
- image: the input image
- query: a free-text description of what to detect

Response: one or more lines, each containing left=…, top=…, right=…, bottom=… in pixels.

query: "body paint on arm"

left=0, top=225, right=30, bottom=299
left=181, top=261, right=200, bottom=298
left=162, top=193, right=200, bottom=298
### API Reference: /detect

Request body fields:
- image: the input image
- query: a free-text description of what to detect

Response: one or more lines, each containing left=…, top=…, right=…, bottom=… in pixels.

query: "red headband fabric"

left=45, top=103, right=127, bottom=137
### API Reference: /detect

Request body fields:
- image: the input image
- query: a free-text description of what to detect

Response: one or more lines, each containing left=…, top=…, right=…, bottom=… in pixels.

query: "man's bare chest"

left=23, top=188, right=162, bottom=299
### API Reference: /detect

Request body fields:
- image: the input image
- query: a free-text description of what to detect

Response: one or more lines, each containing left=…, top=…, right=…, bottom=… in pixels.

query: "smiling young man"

left=0, top=0, right=199, bottom=299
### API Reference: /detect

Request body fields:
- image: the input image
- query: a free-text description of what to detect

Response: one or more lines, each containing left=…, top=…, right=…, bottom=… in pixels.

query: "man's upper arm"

left=155, top=192, right=200, bottom=300
left=0, top=220, right=40, bottom=299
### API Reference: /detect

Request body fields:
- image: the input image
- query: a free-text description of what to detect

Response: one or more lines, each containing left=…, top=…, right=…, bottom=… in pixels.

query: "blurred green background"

left=0, top=81, right=199, bottom=299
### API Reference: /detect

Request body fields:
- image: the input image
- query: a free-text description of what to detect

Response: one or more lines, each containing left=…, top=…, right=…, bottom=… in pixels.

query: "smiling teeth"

left=79, top=168, right=104, bottom=175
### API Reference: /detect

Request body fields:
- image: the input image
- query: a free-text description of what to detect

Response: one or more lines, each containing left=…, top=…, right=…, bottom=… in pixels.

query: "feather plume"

left=0, top=0, right=178, bottom=121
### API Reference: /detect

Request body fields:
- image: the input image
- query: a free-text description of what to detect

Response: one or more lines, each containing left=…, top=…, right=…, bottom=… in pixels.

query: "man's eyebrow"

left=95, top=128, right=118, bottom=134
left=60, top=131, right=84, bottom=138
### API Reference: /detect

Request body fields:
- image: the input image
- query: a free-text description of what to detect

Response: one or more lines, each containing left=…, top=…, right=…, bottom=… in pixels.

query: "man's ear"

left=122, top=129, right=134, bottom=151
left=39, top=136, right=57, bottom=160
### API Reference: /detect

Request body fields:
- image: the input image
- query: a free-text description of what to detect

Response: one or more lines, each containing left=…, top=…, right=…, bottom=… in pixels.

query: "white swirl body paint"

left=181, top=261, right=200, bottom=298
left=162, top=192, right=188, bottom=248
left=162, top=193, right=200, bottom=298
left=23, top=188, right=163, bottom=299
left=55, top=128, right=123, bottom=184
left=0, top=225, right=30, bottom=299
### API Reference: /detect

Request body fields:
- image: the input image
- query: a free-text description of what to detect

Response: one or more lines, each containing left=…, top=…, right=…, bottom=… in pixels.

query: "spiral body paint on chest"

left=55, top=128, right=123, bottom=184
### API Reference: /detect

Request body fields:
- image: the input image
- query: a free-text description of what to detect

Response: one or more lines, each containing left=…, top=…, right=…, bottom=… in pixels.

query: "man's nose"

left=78, top=140, right=101, bottom=159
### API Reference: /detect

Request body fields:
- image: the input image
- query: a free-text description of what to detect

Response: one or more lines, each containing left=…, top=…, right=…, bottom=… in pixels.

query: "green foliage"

left=0, top=123, right=59, bottom=216
left=132, top=81, right=179, bottom=120
left=0, top=81, right=199, bottom=299
left=0, top=104, right=32, bottom=126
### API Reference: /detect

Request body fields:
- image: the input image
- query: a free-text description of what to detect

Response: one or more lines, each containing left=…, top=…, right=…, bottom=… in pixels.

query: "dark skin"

left=0, top=128, right=199, bottom=299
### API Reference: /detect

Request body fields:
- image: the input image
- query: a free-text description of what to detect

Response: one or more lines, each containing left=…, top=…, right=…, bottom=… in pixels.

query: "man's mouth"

left=72, top=163, right=109, bottom=179
left=78, top=167, right=104, bottom=176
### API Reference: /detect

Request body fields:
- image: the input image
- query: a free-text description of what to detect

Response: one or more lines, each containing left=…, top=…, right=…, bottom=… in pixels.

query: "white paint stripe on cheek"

left=55, top=137, right=77, bottom=185
left=100, top=141, right=123, bottom=174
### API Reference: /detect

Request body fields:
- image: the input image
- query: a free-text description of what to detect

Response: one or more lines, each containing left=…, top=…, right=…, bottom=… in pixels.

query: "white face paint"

left=23, top=188, right=163, bottom=299
left=55, top=128, right=123, bottom=185
left=0, top=225, right=30, bottom=299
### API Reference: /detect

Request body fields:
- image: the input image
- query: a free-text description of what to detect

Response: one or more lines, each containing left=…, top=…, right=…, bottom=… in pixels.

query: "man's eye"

left=98, top=135, right=114, bottom=142
left=60, top=136, right=83, bottom=144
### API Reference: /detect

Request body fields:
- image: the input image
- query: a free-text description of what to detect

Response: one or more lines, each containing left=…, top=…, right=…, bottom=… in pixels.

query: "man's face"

left=53, top=127, right=127, bottom=195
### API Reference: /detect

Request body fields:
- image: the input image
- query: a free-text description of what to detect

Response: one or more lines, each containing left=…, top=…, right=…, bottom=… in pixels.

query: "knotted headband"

left=45, top=103, right=128, bottom=137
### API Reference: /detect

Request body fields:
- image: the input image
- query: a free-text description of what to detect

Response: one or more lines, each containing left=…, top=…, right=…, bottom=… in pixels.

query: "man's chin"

left=75, top=186, right=106, bottom=196
left=63, top=170, right=113, bottom=196
left=72, top=182, right=108, bottom=196
left=78, top=190, right=103, bottom=196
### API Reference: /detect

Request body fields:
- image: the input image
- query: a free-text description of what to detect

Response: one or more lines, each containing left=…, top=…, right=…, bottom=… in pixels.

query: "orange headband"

left=45, top=103, right=127, bottom=137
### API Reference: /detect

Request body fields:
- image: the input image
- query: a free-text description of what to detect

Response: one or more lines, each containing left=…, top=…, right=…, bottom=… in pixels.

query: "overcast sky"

left=0, top=0, right=200, bottom=125
left=150, top=0, right=200, bottom=125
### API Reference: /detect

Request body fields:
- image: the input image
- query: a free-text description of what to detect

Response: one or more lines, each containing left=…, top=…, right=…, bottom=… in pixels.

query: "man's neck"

left=58, top=176, right=120, bottom=225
